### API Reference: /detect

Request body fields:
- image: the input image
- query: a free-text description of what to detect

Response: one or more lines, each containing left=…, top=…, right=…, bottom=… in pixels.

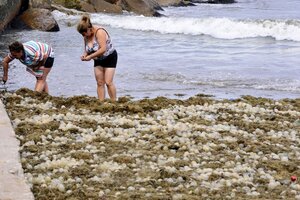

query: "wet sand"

left=1, top=88, right=300, bottom=199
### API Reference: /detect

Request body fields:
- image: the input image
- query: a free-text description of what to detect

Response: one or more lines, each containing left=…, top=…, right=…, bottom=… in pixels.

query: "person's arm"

left=2, top=56, right=13, bottom=83
left=81, top=39, right=88, bottom=61
left=81, top=51, right=88, bottom=61
left=85, top=29, right=107, bottom=60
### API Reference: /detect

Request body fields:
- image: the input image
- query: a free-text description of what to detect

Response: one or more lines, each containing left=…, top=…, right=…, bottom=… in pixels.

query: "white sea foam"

left=52, top=10, right=300, bottom=42
left=141, top=71, right=300, bottom=93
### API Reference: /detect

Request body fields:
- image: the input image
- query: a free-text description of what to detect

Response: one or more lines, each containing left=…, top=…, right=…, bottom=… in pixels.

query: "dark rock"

left=29, top=0, right=51, bottom=9
left=20, top=0, right=29, bottom=13
left=0, top=0, right=22, bottom=32
left=54, top=0, right=163, bottom=17
left=52, top=0, right=81, bottom=9
left=120, top=0, right=163, bottom=17
left=177, top=1, right=195, bottom=6
left=191, top=0, right=235, bottom=3
left=10, top=17, right=31, bottom=30
left=103, top=0, right=120, bottom=4
left=144, top=0, right=164, bottom=11
left=17, top=8, right=60, bottom=32
left=157, top=0, right=195, bottom=7
left=51, top=4, right=84, bottom=15
left=79, top=1, right=96, bottom=13
left=90, top=0, right=122, bottom=14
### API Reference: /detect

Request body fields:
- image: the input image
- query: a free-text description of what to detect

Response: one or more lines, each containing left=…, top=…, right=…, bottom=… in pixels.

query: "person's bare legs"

left=35, top=67, right=51, bottom=93
left=104, top=68, right=116, bottom=101
left=94, top=66, right=105, bottom=100
left=43, top=82, right=49, bottom=93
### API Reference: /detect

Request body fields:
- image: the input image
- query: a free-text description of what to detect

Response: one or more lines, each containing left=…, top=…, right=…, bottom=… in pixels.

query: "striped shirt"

left=8, top=41, right=54, bottom=67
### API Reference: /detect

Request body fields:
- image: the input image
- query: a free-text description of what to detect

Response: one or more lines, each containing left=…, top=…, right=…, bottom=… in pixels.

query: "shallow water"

left=0, top=0, right=300, bottom=100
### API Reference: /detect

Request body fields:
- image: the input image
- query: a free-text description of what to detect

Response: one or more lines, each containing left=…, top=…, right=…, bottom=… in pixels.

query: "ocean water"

left=0, top=0, right=300, bottom=100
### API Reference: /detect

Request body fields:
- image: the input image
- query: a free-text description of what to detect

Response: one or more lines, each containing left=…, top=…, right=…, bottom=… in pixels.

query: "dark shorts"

left=44, top=57, right=54, bottom=68
left=94, top=50, right=117, bottom=68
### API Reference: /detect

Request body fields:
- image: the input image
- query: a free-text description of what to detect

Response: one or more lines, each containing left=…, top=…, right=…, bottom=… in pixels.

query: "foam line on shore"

left=52, top=10, right=300, bottom=42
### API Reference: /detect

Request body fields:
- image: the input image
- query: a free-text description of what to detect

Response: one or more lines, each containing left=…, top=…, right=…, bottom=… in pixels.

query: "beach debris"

left=294, top=119, right=300, bottom=127
left=291, top=176, right=297, bottom=182
left=1, top=88, right=300, bottom=199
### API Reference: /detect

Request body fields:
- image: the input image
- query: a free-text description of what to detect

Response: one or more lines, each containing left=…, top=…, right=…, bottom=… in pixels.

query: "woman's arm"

left=81, top=51, right=88, bottom=61
left=2, top=56, right=12, bottom=83
left=81, top=39, right=88, bottom=61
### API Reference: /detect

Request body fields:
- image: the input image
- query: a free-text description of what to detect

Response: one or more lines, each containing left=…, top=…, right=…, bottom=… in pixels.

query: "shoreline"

left=1, top=88, right=300, bottom=199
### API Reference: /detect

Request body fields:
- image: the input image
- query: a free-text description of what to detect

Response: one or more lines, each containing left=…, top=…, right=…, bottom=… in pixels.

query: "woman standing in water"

left=2, top=41, right=54, bottom=93
left=77, top=15, right=118, bottom=101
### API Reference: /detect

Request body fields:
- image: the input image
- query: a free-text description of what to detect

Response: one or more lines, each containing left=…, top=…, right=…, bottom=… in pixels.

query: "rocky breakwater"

left=55, top=0, right=236, bottom=18
left=190, top=0, right=235, bottom=3
left=12, top=0, right=60, bottom=32
left=0, top=0, right=59, bottom=32
left=1, top=0, right=237, bottom=33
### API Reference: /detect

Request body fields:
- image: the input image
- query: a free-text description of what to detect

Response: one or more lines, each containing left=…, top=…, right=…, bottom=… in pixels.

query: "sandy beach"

left=0, top=88, right=299, bottom=199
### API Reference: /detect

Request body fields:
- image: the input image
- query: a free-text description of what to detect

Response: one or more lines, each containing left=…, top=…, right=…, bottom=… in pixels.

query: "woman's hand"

left=2, top=55, right=11, bottom=83
left=81, top=55, right=86, bottom=61
left=2, top=74, right=7, bottom=84
left=82, top=55, right=92, bottom=61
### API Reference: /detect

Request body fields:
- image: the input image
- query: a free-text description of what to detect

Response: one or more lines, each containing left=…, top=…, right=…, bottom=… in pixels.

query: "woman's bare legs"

left=94, top=66, right=105, bottom=100
left=104, top=68, right=116, bottom=101
left=94, top=66, right=116, bottom=101
left=43, top=82, right=49, bottom=93
left=35, top=67, right=51, bottom=93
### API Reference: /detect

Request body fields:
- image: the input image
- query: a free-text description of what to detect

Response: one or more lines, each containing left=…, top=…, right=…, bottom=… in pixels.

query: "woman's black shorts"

left=44, top=57, right=54, bottom=68
left=94, top=50, right=117, bottom=68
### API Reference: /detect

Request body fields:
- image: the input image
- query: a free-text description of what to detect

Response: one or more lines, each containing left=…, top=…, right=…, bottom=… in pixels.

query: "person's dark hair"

left=77, top=15, right=92, bottom=34
left=9, top=41, right=24, bottom=52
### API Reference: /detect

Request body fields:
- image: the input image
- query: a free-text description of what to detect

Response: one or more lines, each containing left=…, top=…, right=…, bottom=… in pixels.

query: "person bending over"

left=2, top=41, right=54, bottom=93
left=77, top=15, right=118, bottom=101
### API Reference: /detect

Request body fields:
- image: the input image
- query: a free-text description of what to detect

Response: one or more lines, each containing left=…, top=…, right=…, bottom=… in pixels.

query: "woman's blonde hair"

left=77, top=15, right=92, bottom=34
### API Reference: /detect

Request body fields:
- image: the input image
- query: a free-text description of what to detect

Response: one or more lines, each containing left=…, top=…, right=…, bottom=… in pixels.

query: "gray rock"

left=0, top=0, right=22, bottom=32
left=51, top=3, right=84, bottom=15
left=90, top=0, right=122, bottom=14
left=120, top=0, right=163, bottom=17
left=79, top=1, right=96, bottom=13
left=18, top=8, right=59, bottom=32
left=191, top=0, right=235, bottom=3
left=156, top=0, right=194, bottom=7
left=29, top=0, right=51, bottom=9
